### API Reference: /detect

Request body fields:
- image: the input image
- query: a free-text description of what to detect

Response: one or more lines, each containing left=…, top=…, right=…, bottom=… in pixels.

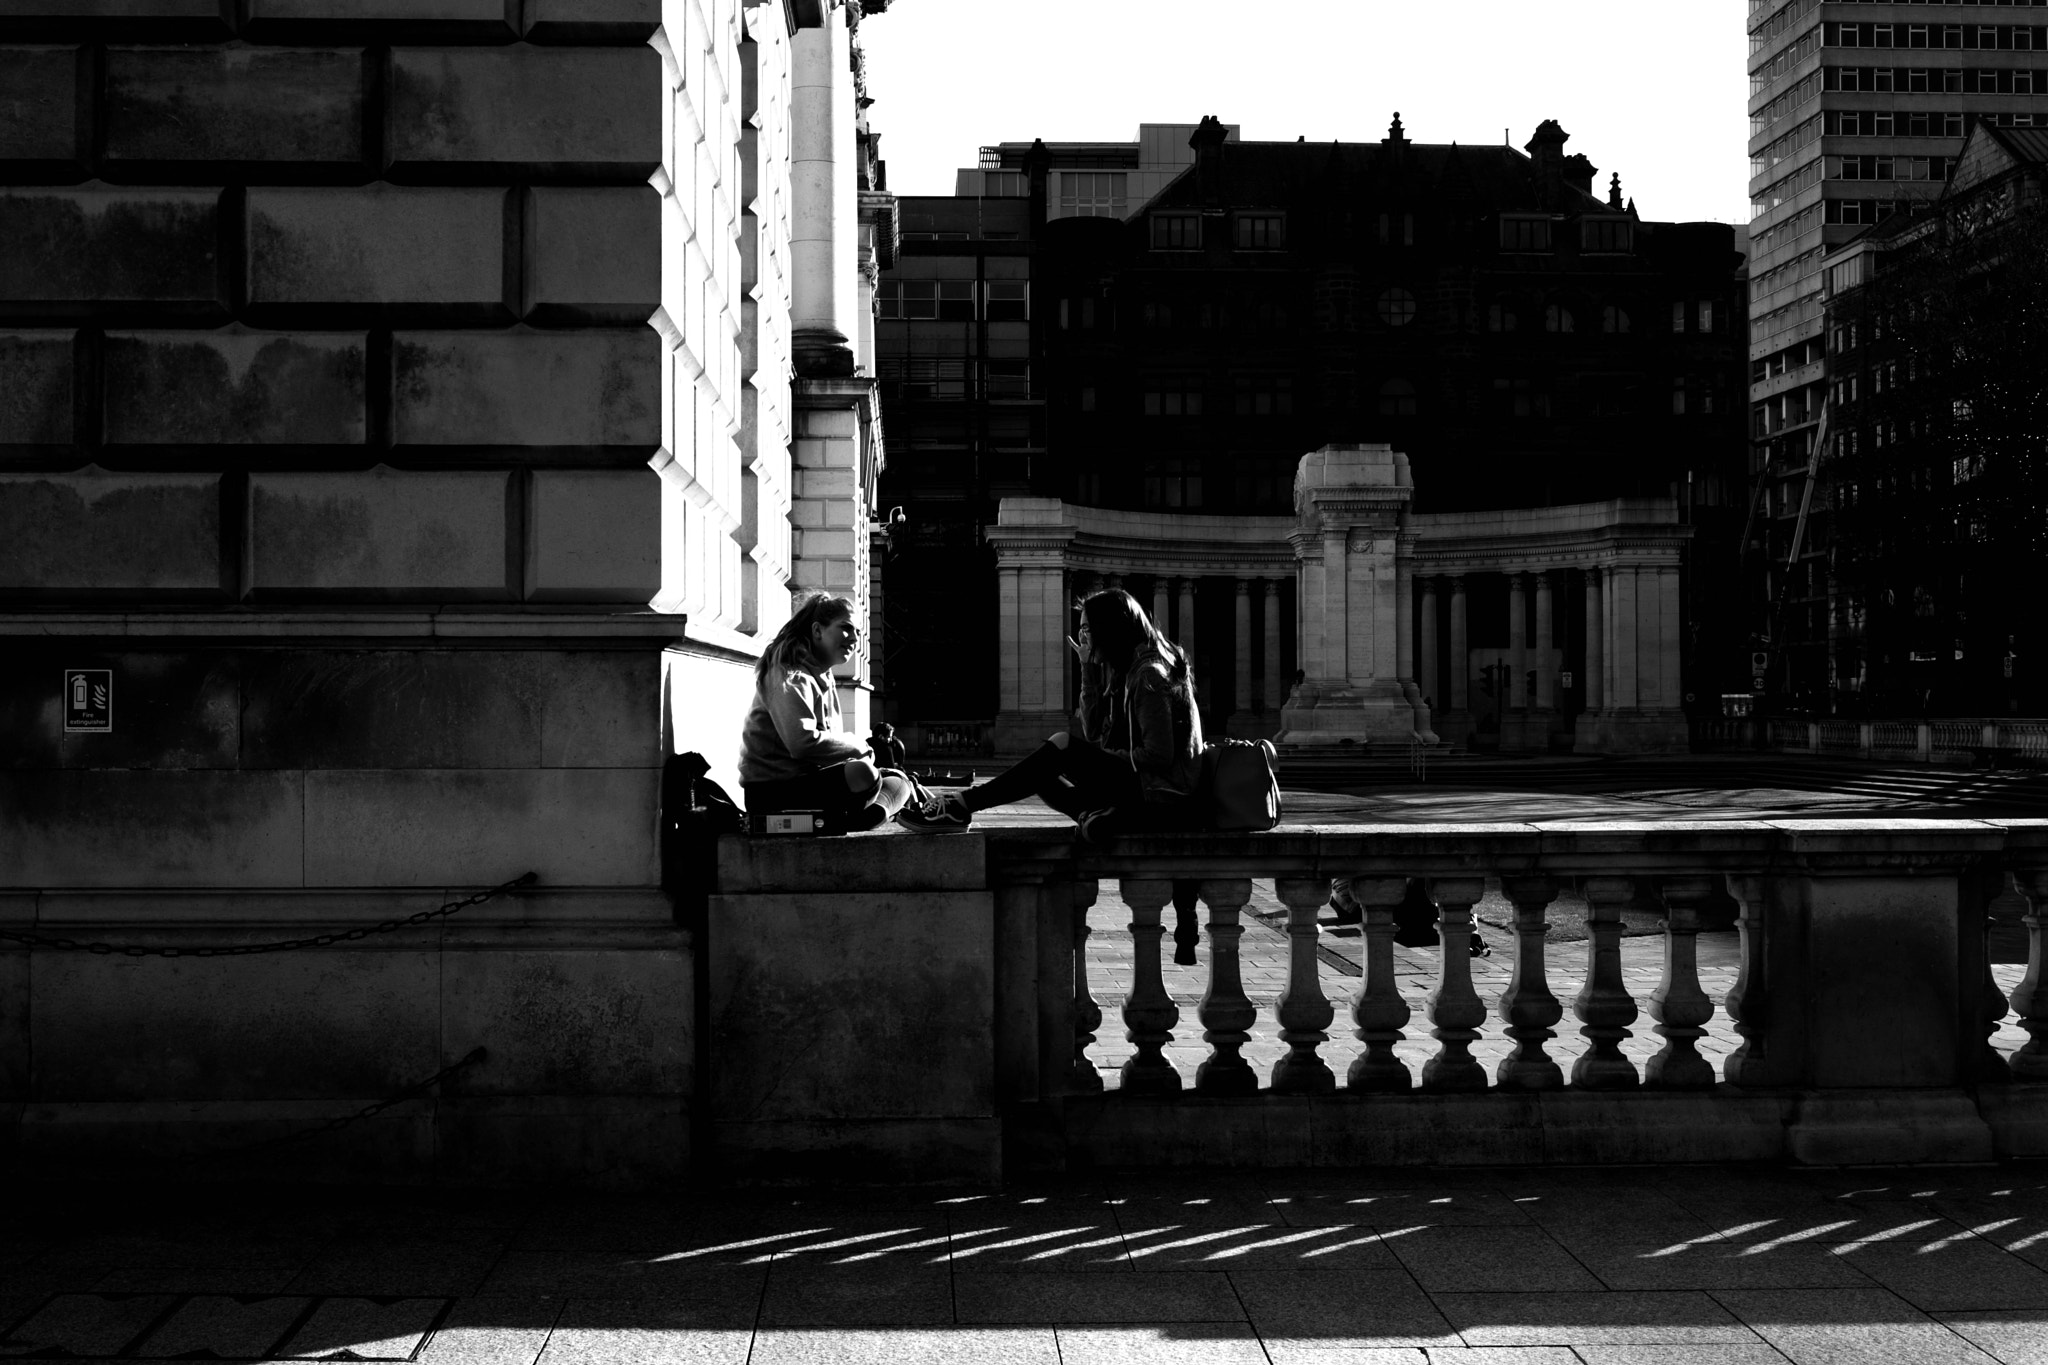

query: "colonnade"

left=1067, top=571, right=1289, bottom=725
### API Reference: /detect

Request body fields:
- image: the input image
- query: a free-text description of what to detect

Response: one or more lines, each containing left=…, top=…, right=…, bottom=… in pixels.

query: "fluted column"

left=1507, top=572, right=1529, bottom=712
left=1072, top=879, right=1104, bottom=1093
left=790, top=4, right=857, bottom=375
left=1262, top=579, right=1283, bottom=711
left=1448, top=575, right=1469, bottom=709
left=1195, top=879, right=1257, bottom=1095
left=1418, top=576, right=1440, bottom=708
left=1177, top=577, right=1198, bottom=673
left=1534, top=570, right=1556, bottom=710
left=1233, top=578, right=1253, bottom=723
left=1647, top=878, right=1717, bottom=1089
left=1422, top=877, right=1489, bottom=1091
left=1346, top=877, right=1414, bottom=1091
left=1272, top=878, right=1337, bottom=1094
left=1573, top=876, right=1641, bottom=1089
left=1495, top=877, right=1565, bottom=1090
left=1584, top=568, right=1605, bottom=712
left=1119, top=879, right=1182, bottom=1094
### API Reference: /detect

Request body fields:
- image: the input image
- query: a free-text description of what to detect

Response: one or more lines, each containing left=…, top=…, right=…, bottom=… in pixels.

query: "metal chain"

left=0, top=872, right=537, bottom=957
left=182, top=1046, right=490, bottom=1164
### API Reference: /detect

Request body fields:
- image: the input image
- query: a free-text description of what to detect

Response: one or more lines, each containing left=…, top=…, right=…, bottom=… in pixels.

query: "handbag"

left=1198, top=738, right=1282, bottom=831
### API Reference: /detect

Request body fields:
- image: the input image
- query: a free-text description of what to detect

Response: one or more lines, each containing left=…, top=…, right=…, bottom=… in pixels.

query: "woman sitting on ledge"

left=740, top=591, right=944, bottom=831
left=923, top=589, right=1205, bottom=843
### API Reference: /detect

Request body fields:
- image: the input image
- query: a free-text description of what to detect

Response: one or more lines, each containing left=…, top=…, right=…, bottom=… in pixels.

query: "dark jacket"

left=1076, top=645, right=1205, bottom=800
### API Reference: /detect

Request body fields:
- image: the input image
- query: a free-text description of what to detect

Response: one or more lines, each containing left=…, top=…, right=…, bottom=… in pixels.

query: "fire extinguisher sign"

left=63, top=669, right=112, bottom=733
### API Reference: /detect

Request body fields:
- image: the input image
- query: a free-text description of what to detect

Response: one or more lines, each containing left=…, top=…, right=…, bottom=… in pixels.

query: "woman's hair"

left=757, top=591, right=857, bottom=684
left=1081, top=589, right=1188, bottom=684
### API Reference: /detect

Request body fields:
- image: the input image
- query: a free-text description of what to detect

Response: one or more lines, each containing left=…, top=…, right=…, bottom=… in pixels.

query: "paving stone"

left=1227, top=1268, right=1459, bottom=1349
left=279, top=1297, right=446, bottom=1361
left=1573, top=1240, right=1875, bottom=1291
left=757, top=1259, right=951, bottom=1327
left=1416, top=1351, right=1580, bottom=1364
left=1563, top=1349, right=1793, bottom=1365
left=946, top=1213, right=1130, bottom=1273
left=413, top=1295, right=559, bottom=1365
left=1260, top=1348, right=1427, bottom=1365
left=131, top=1294, right=309, bottom=1358
left=1932, top=1309, right=2048, bottom=1365
left=1275, top=1188, right=1537, bottom=1229
left=0, top=1293, right=175, bottom=1358
left=954, top=1271, right=1243, bottom=1325
left=480, top=1254, right=763, bottom=1302
left=1127, top=1224, right=1396, bottom=1273
left=1056, top=1322, right=1269, bottom=1364
left=1836, top=1239, right=2048, bottom=1311
left=1381, top=1226, right=1602, bottom=1293
left=537, top=1297, right=752, bottom=1365
left=1433, top=1290, right=1760, bottom=1346
left=751, top=1325, right=1058, bottom=1364
left=1716, top=1286, right=2003, bottom=1363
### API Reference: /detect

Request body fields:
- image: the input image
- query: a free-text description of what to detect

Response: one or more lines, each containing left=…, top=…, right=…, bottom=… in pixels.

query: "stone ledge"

left=0, top=609, right=695, bottom=641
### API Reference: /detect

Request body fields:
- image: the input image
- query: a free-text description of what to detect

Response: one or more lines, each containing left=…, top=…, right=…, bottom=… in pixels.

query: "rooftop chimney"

left=1190, top=114, right=1229, bottom=204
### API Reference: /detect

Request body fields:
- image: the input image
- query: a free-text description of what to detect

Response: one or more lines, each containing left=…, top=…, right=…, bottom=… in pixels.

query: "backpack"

left=1198, top=738, right=1282, bottom=831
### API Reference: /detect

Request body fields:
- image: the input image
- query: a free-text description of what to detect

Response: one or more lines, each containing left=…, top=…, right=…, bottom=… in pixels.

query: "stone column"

left=1152, top=577, right=1170, bottom=634
left=1262, top=578, right=1283, bottom=712
left=1177, top=577, right=1198, bottom=673
left=1396, top=532, right=1432, bottom=741
left=1534, top=570, right=1556, bottom=710
left=987, top=497, right=1077, bottom=753
left=1657, top=564, right=1683, bottom=712
left=1105, top=572, right=1124, bottom=591
left=1508, top=572, right=1529, bottom=711
left=790, top=1, right=858, bottom=376
left=997, top=565, right=1021, bottom=715
left=1584, top=568, right=1605, bottom=712
left=1418, top=576, right=1439, bottom=709
left=1232, top=578, right=1253, bottom=730
left=1448, top=574, right=1469, bottom=710
left=1611, top=565, right=1639, bottom=711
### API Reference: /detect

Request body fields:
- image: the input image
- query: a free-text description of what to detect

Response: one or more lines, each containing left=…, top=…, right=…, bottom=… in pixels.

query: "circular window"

left=1377, top=287, right=1417, bottom=327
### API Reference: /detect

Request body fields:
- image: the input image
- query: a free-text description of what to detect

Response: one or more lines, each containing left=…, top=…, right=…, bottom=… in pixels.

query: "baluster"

left=1195, top=878, right=1258, bottom=1095
left=1981, top=872, right=2026, bottom=1082
left=1646, top=878, right=1717, bottom=1089
left=1072, top=879, right=1103, bottom=1093
left=1346, top=877, right=1414, bottom=1092
left=1171, top=880, right=1202, bottom=968
left=1119, top=878, right=1182, bottom=1094
left=2013, top=871, right=2048, bottom=1081
left=1421, top=877, right=1488, bottom=1092
left=1271, top=878, right=1336, bottom=1094
left=1572, top=876, right=1641, bottom=1089
left=1494, top=877, right=1564, bottom=1090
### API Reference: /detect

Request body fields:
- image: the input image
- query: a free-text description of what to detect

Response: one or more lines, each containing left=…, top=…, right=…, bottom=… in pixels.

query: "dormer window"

left=1152, top=213, right=1200, bottom=250
left=1500, top=216, right=1553, bottom=252
left=1235, top=213, right=1285, bottom=250
left=1581, top=218, right=1633, bottom=253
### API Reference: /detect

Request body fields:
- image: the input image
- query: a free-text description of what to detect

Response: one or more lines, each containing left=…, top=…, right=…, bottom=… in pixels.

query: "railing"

left=905, top=720, right=993, bottom=758
left=1697, top=717, right=2048, bottom=767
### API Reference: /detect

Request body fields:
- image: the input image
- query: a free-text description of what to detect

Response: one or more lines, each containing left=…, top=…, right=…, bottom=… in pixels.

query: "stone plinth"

left=1280, top=445, right=1427, bottom=746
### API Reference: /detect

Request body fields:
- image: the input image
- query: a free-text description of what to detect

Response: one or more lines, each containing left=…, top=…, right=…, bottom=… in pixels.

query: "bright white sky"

left=862, top=0, right=1752, bottom=228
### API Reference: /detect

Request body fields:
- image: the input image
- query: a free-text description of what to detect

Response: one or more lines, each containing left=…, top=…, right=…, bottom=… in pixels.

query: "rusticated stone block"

left=391, top=329, right=658, bottom=452
left=0, top=769, right=305, bottom=889
left=0, top=46, right=87, bottom=170
left=105, top=46, right=366, bottom=167
left=0, top=647, right=241, bottom=770
left=0, top=186, right=223, bottom=317
left=242, top=0, right=515, bottom=39
left=387, top=46, right=661, bottom=179
left=246, top=186, right=511, bottom=320
left=238, top=649, right=659, bottom=769
left=526, top=468, right=659, bottom=603
left=522, top=0, right=658, bottom=42
left=525, top=186, right=660, bottom=325
left=0, top=3, right=231, bottom=40
left=0, top=467, right=223, bottom=595
left=302, top=767, right=659, bottom=886
left=0, top=330, right=74, bottom=446
left=245, top=467, right=513, bottom=600
left=104, top=328, right=365, bottom=445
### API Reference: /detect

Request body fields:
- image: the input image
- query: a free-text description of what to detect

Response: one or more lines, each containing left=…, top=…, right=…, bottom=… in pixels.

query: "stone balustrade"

left=1695, top=716, right=2048, bottom=766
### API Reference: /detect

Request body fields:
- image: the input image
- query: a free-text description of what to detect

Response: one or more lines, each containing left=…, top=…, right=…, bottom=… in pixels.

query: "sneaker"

left=897, top=791, right=971, bottom=834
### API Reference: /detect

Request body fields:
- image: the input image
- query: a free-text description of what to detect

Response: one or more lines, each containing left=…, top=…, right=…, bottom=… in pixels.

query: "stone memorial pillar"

left=1279, top=445, right=1425, bottom=746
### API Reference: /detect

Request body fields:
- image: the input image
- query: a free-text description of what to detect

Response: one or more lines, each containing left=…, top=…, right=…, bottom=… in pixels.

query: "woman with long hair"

left=917, top=588, right=1205, bottom=841
left=740, top=591, right=941, bottom=830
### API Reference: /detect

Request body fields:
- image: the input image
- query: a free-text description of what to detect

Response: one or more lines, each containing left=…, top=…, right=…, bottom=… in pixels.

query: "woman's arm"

left=1076, top=659, right=1109, bottom=742
left=764, top=670, right=867, bottom=765
left=1125, top=666, right=1180, bottom=776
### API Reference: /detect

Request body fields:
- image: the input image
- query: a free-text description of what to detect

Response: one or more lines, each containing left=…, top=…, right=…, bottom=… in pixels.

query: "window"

left=878, top=357, right=968, bottom=401
left=1673, top=377, right=1689, bottom=416
left=1698, top=301, right=1716, bottom=333
left=1152, top=213, right=1200, bottom=250
left=938, top=281, right=974, bottom=321
left=1078, top=386, right=1096, bottom=412
left=982, top=361, right=1030, bottom=399
left=1235, top=213, right=1285, bottom=250
left=1142, top=378, right=1204, bottom=417
left=1581, top=218, right=1633, bottom=253
left=1544, top=304, right=1575, bottom=333
left=981, top=171, right=1027, bottom=197
left=1487, top=303, right=1519, bottom=333
left=1233, top=374, right=1293, bottom=417
left=1672, top=301, right=1688, bottom=333
left=1059, top=171, right=1126, bottom=218
left=1377, top=378, right=1418, bottom=417
left=1377, top=211, right=1415, bottom=246
left=1601, top=305, right=1631, bottom=334
left=1141, top=300, right=1176, bottom=330
left=984, top=281, right=1028, bottom=321
left=1500, top=216, right=1553, bottom=251
left=1143, top=456, right=1202, bottom=509
left=1493, top=377, right=1547, bottom=418
left=1376, top=287, right=1418, bottom=327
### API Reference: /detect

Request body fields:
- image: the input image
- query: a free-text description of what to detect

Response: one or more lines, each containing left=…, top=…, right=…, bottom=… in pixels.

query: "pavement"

left=7, top=1166, right=2048, bottom=1363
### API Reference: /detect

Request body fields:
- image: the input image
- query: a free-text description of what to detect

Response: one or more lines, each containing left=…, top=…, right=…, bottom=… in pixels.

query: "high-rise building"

left=1745, top=0, right=2048, bottom=700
